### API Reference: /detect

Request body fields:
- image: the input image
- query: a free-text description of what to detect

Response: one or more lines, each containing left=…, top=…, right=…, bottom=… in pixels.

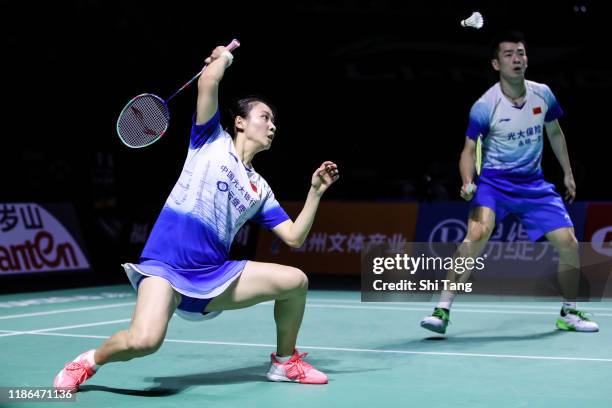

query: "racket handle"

left=226, top=39, right=241, bottom=51
left=166, top=39, right=241, bottom=103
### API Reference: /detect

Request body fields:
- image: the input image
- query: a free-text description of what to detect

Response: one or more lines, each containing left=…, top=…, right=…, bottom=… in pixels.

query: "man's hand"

left=564, top=173, right=576, bottom=203
left=460, top=182, right=477, bottom=201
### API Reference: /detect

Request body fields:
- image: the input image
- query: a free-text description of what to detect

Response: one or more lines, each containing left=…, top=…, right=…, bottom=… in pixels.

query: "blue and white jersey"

left=466, top=80, right=563, bottom=176
left=141, top=110, right=290, bottom=268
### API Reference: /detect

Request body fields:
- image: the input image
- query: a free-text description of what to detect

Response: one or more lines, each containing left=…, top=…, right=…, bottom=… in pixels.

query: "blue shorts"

left=471, top=170, right=573, bottom=241
left=123, top=259, right=246, bottom=321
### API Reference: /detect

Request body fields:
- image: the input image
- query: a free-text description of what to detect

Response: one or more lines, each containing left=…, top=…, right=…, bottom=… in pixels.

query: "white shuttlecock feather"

left=461, top=11, right=484, bottom=29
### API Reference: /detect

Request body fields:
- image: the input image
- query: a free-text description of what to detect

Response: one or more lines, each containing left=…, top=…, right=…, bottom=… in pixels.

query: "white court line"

left=2, top=299, right=611, bottom=325
left=307, top=298, right=612, bottom=312
left=1, top=292, right=610, bottom=322
left=269, top=302, right=612, bottom=317
left=0, top=302, right=135, bottom=320
left=23, top=331, right=612, bottom=363
left=0, top=319, right=131, bottom=338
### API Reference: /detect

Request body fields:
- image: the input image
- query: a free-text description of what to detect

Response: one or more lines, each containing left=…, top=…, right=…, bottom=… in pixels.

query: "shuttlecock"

left=461, top=11, right=484, bottom=29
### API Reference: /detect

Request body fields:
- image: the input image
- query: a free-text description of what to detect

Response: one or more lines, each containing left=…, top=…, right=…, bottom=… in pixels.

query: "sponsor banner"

left=255, top=201, right=418, bottom=275
left=0, top=203, right=90, bottom=275
left=415, top=202, right=587, bottom=242
left=569, top=202, right=587, bottom=241
left=585, top=203, right=612, bottom=258
left=361, top=242, right=612, bottom=302
left=582, top=203, right=612, bottom=297
left=414, top=202, right=470, bottom=243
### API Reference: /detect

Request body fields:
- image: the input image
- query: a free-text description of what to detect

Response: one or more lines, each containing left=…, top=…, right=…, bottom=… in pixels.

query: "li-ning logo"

left=499, top=118, right=511, bottom=123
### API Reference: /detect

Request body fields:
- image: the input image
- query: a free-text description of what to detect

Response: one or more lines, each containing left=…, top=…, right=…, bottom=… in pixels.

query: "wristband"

left=220, top=50, right=233, bottom=67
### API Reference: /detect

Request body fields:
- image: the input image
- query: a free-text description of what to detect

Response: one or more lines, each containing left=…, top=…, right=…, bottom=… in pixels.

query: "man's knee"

left=556, top=233, right=579, bottom=256
left=468, top=221, right=494, bottom=242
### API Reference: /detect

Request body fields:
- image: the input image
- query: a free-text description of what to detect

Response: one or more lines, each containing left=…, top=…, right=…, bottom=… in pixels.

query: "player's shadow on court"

left=79, top=384, right=182, bottom=397
left=149, top=363, right=273, bottom=388
left=146, top=359, right=371, bottom=388
left=80, top=364, right=270, bottom=396
left=79, top=359, right=374, bottom=395
left=78, top=365, right=268, bottom=396
left=420, top=329, right=563, bottom=343
left=376, top=326, right=563, bottom=351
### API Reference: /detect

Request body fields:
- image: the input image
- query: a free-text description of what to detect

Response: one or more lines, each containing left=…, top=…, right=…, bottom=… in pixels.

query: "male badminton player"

left=54, top=44, right=339, bottom=390
left=420, top=31, right=598, bottom=334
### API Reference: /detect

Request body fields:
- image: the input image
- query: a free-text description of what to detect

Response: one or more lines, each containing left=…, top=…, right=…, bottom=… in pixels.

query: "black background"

left=2, top=0, right=610, bottom=289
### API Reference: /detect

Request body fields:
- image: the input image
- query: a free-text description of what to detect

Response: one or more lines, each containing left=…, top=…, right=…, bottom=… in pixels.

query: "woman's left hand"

left=311, top=161, right=340, bottom=195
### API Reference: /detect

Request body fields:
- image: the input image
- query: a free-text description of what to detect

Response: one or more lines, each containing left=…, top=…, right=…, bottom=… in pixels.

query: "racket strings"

left=117, top=95, right=169, bottom=147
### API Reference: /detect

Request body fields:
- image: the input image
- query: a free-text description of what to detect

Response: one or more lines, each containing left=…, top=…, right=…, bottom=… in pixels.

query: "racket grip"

left=226, top=39, right=241, bottom=51
left=165, top=39, right=241, bottom=103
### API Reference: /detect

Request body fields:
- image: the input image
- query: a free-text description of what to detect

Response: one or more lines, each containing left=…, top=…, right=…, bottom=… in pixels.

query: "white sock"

left=436, top=238, right=472, bottom=311
left=275, top=354, right=292, bottom=363
left=75, top=350, right=100, bottom=371
left=562, top=301, right=576, bottom=311
left=436, top=290, right=455, bottom=310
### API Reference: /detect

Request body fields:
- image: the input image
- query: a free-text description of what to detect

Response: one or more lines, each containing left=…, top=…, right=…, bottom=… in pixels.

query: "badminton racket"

left=117, top=39, right=240, bottom=148
left=475, top=133, right=483, bottom=176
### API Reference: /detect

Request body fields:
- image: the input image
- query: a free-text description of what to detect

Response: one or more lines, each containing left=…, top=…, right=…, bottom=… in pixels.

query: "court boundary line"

left=2, top=299, right=612, bottom=321
left=12, top=330, right=612, bottom=363
left=0, top=319, right=131, bottom=338
left=307, top=298, right=612, bottom=312
left=0, top=303, right=136, bottom=320
left=278, top=303, right=612, bottom=317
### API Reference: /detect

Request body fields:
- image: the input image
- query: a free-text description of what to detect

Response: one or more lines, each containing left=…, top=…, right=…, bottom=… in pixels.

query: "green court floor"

left=1, top=285, right=611, bottom=408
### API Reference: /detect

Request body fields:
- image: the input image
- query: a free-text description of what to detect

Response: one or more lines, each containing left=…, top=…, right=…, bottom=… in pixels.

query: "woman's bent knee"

left=280, top=267, right=308, bottom=296
left=295, top=269, right=309, bottom=292
left=126, top=330, right=164, bottom=356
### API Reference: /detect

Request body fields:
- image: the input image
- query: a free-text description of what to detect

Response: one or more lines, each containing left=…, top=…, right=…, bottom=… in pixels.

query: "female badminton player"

left=54, top=44, right=339, bottom=389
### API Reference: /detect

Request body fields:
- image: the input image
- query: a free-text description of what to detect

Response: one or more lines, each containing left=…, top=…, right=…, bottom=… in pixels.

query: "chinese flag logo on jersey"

left=533, top=106, right=542, bottom=115
left=250, top=181, right=258, bottom=193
